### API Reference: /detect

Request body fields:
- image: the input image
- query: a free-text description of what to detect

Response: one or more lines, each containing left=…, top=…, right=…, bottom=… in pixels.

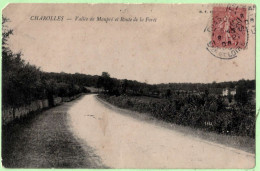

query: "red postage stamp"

left=212, top=6, right=247, bottom=49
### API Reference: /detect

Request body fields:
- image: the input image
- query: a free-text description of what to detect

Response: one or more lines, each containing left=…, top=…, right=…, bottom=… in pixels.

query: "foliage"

left=2, top=16, right=255, bottom=138
left=2, top=17, right=86, bottom=108
left=99, top=93, right=255, bottom=138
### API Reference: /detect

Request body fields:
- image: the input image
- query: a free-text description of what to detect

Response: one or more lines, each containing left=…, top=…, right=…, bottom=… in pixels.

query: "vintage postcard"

left=1, top=3, right=256, bottom=169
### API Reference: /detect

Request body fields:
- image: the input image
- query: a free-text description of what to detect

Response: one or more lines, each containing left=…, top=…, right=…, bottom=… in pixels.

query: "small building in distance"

left=222, top=88, right=236, bottom=96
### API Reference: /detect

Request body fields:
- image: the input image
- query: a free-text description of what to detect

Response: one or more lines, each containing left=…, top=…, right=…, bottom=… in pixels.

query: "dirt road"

left=2, top=94, right=255, bottom=168
left=2, top=97, right=105, bottom=168
left=68, top=94, right=255, bottom=169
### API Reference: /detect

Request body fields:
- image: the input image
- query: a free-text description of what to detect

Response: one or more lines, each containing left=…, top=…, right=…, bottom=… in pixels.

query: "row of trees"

left=2, top=16, right=255, bottom=138
left=2, top=17, right=90, bottom=108
left=97, top=73, right=255, bottom=137
left=157, top=80, right=255, bottom=91
left=97, top=72, right=255, bottom=106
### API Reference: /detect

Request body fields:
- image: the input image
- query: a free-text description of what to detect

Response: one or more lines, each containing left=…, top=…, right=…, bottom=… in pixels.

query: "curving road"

left=3, top=94, right=255, bottom=168
left=68, top=94, right=255, bottom=169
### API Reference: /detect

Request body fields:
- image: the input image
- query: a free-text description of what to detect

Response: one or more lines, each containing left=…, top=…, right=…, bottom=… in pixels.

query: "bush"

left=98, top=94, right=255, bottom=138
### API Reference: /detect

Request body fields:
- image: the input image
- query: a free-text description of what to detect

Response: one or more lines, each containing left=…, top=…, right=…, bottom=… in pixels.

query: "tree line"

left=97, top=72, right=255, bottom=105
left=2, top=17, right=95, bottom=108
left=2, top=16, right=255, bottom=138
left=97, top=74, right=255, bottom=138
left=2, top=14, right=254, bottom=108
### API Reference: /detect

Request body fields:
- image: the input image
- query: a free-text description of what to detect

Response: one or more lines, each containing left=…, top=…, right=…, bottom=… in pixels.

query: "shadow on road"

left=2, top=96, right=106, bottom=168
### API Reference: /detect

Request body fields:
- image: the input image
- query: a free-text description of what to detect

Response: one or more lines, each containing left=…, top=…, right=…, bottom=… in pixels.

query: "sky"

left=3, top=4, right=256, bottom=84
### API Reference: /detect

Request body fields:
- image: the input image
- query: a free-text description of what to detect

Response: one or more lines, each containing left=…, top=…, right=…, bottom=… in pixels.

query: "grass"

left=97, top=94, right=255, bottom=154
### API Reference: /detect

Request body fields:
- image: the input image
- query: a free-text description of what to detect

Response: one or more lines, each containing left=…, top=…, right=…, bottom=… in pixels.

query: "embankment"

left=2, top=93, right=83, bottom=126
left=97, top=94, right=255, bottom=154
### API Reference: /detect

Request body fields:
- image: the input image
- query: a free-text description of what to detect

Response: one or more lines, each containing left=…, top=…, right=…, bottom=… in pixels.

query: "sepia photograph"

left=1, top=3, right=256, bottom=169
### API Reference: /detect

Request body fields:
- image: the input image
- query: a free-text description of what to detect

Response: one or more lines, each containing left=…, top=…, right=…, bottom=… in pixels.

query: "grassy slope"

left=97, top=95, right=255, bottom=154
